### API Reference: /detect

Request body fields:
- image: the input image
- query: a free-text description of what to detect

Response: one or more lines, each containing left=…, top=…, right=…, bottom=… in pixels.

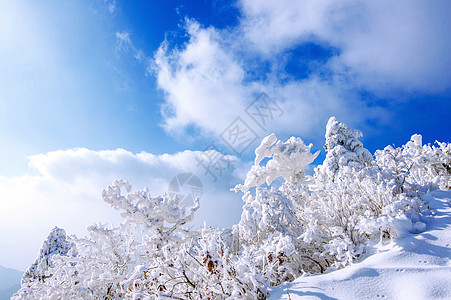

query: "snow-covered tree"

left=232, top=132, right=319, bottom=252
left=315, top=116, right=373, bottom=182
left=234, top=133, right=319, bottom=192
left=232, top=134, right=323, bottom=284
left=13, top=181, right=267, bottom=299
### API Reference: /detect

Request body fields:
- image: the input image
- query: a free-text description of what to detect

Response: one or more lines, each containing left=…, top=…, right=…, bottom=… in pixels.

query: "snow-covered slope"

left=271, top=190, right=451, bottom=299
left=0, top=265, right=22, bottom=300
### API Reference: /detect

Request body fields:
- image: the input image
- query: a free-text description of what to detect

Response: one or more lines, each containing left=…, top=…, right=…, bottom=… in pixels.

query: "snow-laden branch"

left=234, top=133, right=319, bottom=192
left=102, top=179, right=200, bottom=238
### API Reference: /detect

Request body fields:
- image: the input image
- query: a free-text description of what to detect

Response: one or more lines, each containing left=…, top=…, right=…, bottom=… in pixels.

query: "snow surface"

left=271, top=190, right=451, bottom=300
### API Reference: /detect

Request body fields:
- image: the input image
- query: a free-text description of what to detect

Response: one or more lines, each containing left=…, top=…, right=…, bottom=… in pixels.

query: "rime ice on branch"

left=234, top=133, right=319, bottom=192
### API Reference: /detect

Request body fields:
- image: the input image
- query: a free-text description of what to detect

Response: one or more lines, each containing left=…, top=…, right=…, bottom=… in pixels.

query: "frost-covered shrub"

left=13, top=181, right=266, bottom=300
left=375, top=134, right=451, bottom=193
left=233, top=117, right=449, bottom=278
left=231, top=119, right=380, bottom=277
left=300, top=119, right=437, bottom=270
left=299, top=120, right=450, bottom=271
left=300, top=173, right=426, bottom=270
left=232, top=134, right=322, bottom=285
left=14, top=116, right=450, bottom=299
left=232, top=188, right=310, bottom=285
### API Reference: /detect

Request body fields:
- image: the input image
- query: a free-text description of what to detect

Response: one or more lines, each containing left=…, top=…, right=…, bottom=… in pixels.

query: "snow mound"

left=270, top=190, right=451, bottom=299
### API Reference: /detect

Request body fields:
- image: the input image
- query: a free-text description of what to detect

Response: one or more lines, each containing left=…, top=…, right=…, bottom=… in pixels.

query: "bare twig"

left=182, top=271, right=195, bottom=289
left=287, top=282, right=292, bottom=300
left=300, top=255, right=324, bottom=273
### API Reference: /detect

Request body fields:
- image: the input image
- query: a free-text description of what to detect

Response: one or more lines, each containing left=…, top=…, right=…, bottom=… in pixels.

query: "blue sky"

left=0, top=0, right=450, bottom=271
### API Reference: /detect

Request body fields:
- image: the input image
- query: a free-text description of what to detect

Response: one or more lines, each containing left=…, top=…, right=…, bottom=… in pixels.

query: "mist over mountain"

left=0, top=265, right=22, bottom=300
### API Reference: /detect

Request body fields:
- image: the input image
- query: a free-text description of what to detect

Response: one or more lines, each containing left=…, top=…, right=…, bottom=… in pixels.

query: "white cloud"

left=257, top=78, right=384, bottom=138
left=115, top=30, right=152, bottom=77
left=153, top=21, right=380, bottom=144
left=104, top=0, right=117, bottom=15
left=154, top=21, right=251, bottom=136
left=0, top=148, right=243, bottom=271
left=153, top=0, right=451, bottom=140
left=240, top=0, right=451, bottom=92
left=115, top=31, right=132, bottom=52
left=154, top=20, right=338, bottom=142
left=335, top=0, right=451, bottom=93
left=238, top=0, right=335, bottom=55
